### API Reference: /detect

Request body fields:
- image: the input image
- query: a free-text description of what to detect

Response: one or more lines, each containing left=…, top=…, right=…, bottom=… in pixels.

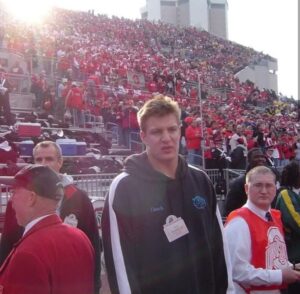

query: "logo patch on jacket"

left=150, top=206, right=164, bottom=213
left=192, top=196, right=206, bottom=209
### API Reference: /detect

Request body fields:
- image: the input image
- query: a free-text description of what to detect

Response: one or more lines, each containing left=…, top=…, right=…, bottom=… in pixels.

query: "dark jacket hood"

left=123, top=152, right=188, bottom=182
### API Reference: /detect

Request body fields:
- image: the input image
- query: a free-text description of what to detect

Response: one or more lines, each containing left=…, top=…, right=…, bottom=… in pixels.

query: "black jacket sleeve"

left=60, top=188, right=102, bottom=294
left=224, top=175, right=247, bottom=217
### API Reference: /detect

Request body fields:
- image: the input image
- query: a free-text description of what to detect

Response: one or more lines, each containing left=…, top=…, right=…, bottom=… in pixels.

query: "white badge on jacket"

left=64, top=214, right=78, bottom=227
left=163, top=215, right=189, bottom=242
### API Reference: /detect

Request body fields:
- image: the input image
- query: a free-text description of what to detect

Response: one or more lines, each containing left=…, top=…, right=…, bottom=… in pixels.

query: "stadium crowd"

left=1, top=8, right=298, bottom=165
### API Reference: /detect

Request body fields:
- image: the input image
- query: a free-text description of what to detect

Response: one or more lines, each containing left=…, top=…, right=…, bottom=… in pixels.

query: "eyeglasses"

left=252, top=183, right=275, bottom=190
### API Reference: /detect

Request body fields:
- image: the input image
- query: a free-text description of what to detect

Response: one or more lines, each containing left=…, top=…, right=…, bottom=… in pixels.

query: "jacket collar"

left=0, top=214, right=61, bottom=274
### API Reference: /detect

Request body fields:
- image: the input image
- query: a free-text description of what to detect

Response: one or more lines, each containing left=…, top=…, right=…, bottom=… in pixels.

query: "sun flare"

left=2, top=0, right=53, bottom=24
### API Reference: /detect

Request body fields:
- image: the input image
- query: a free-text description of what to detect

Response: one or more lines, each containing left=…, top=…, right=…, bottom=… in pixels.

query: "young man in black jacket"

left=0, top=141, right=101, bottom=294
left=102, top=95, right=233, bottom=294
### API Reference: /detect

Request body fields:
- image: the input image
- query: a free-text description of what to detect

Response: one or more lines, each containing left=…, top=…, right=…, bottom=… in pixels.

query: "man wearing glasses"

left=225, top=166, right=300, bottom=293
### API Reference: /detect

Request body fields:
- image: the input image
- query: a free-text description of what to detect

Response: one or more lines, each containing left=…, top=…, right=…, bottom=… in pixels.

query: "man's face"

left=33, top=145, right=63, bottom=172
left=11, top=187, right=33, bottom=226
left=245, top=173, right=276, bottom=211
left=140, top=113, right=180, bottom=167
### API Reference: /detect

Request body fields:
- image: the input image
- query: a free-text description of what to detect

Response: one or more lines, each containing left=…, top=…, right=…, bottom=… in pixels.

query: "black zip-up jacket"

left=102, top=152, right=229, bottom=294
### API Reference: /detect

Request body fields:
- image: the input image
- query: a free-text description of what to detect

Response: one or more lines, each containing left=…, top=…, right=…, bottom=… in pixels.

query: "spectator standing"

left=0, top=141, right=101, bottom=294
left=179, top=102, right=189, bottom=155
left=65, top=81, right=84, bottom=127
left=225, top=166, right=300, bottom=293
left=203, top=132, right=214, bottom=169
left=0, top=165, right=95, bottom=294
left=0, top=70, right=13, bottom=125
left=253, top=122, right=266, bottom=150
left=275, top=161, right=300, bottom=294
left=102, top=95, right=233, bottom=294
left=56, top=78, right=68, bottom=121
left=266, top=132, right=280, bottom=167
left=42, top=85, right=55, bottom=114
left=30, top=74, right=40, bottom=105
left=279, top=137, right=295, bottom=168
left=9, top=61, right=24, bottom=93
left=185, top=116, right=202, bottom=165
left=229, top=137, right=247, bottom=170
left=120, top=99, right=139, bottom=148
left=229, top=124, right=247, bottom=153
left=245, top=128, right=256, bottom=151
left=293, top=136, right=300, bottom=165
left=35, top=70, right=48, bottom=109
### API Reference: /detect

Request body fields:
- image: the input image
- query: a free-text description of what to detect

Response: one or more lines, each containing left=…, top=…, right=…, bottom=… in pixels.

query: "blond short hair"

left=137, top=95, right=181, bottom=132
left=33, top=141, right=62, bottom=160
left=245, top=166, right=276, bottom=184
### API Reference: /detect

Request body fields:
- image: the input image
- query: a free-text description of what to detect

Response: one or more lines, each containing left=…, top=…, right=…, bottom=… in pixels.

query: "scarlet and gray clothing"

left=0, top=214, right=94, bottom=294
left=102, top=152, right=230, bottom=294
left=65, top=86, right=84, bottom=109
left=185, top=125, right=201, bottom=150
left=225, top=202, right=289, bottom=294
left=0, top=182, right=101, bottom=294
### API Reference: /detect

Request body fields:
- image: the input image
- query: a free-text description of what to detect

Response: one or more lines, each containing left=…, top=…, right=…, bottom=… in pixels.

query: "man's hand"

left=282, top=266, right=300, bottom=284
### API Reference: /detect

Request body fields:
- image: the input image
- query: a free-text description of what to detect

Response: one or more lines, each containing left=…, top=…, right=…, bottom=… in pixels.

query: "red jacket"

left=0, top=214, right=95, bottom=294
left=185, top=125, right=201, bottom=150
left=121, top=107, right=139, bottom=129
left=66, top=86, right=84, bottom=109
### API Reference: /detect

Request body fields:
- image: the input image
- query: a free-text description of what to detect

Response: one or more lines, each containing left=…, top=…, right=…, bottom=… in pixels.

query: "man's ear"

left=140, top=130, right=146, bottom=145
left=58, top=157, right=63, bottom=171
left=28, top=191, right=38, bottom=207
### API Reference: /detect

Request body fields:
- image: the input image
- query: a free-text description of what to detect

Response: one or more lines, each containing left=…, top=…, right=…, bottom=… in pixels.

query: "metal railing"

left=0, top=168, right=245, bottom=232
left=129, top=131, right=144, bottom=153
left=105, top=122, right=120, bottom=146
left=3, top=73, right=32, bottom=95
left=72, top=173, right=117, bottom=200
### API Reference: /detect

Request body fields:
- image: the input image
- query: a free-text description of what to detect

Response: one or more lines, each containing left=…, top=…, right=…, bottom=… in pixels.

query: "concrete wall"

left=146, top=0, right=161, bottom=21
left=161, top=0, right=177, bottom=26
left=209, top=3, right=228, bottom=39
left=189, top=0, right=209, bottom=30
left=141, top=0, right=228, bottom=39
left=178, top=0, right=190, bottom=27
left=236, top=59, right=278, bottom=93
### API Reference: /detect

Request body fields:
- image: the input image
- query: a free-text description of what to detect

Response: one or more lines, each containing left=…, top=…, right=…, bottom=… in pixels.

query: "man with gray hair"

left=0, top=165, right=95, bottom=294
left=0, top=141, right=101, bottom=294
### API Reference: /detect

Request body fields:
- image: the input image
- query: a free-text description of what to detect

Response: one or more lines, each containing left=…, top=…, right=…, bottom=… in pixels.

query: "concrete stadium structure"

left=141, top=0, right=228, bottom=39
